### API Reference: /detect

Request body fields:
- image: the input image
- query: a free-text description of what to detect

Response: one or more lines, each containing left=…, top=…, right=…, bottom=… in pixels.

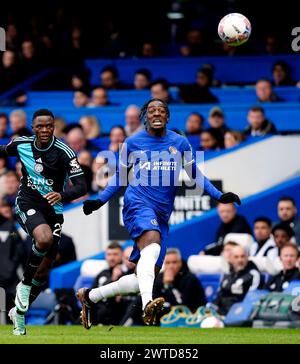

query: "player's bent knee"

left=35, top=232, right=53, bottom=250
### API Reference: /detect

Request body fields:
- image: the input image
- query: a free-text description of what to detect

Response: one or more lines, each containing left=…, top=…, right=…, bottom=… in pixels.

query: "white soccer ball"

left=218, top=13, right=251, bottom=46
left=200, top=316, right=225, bottom=328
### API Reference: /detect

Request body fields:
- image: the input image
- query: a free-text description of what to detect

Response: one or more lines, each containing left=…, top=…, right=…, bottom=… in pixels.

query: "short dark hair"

left=249, top=106, right=265, bottom=114
left=278, top=196, right=296, bottom=207
left=32, top=109, right=54, bottom=122
left=107, top=242, right=122, bottom=251
left=135, top=68, right=152, bottom=80
left=254, top=216, right=272, bottom=227
left=272, top=222, right=295, bottom=238
left=101, top=66, right=119, bottom=78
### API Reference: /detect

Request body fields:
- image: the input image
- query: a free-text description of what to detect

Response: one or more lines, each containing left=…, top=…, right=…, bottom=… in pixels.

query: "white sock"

left=88, top=273, right=139, bottom=303
left=136, top=243, right=161, bottom=310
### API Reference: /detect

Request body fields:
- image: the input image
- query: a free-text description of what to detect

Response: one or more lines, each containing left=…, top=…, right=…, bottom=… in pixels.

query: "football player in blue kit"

left=0, top=109, right=87, bottom=335
left=77, top=98, right=240, bottom=328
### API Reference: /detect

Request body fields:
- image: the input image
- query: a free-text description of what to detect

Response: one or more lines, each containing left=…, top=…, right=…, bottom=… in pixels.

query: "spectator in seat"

left=53, top=117, right=66, bottom=139
left=213, top=245, right=263, bottom=315
left=276, top=196, right=300, bottom=245
left=179, top=67, right=219, bottom=104
left=151, top=79, right=175, bottom=104
left=134, top=69, right=152, bottom=90
left=73, top=88, right=90, bottom=108
left=244, top=106, right=277, bottom=137
left=180, top=29, right=211, bottom=57
left=272, top=223, right=296, bottom=252
left=20, top=40, right=41, bottom=78
left=100, top=66, right=124, bottom=90
left=140, top=42, right=159, bottom=57
left=9, top=109, right=32, bottom=137
left=224, top=130, right=245, bottom=149
left=1, top=171, right=20, bottom=207
left=153, top=248, right=207, bottom=312
left=79, top=116, right=101, bottom=140
left=250, top=217, right=278, bottom=260
left=204, top=203, right=252, bottom=256
left=207, top=106, right=229, bottom=146
left=265, top=243, right=300, bottom=292
left=0, top=50, right=22, bottom=94
left=124, top=105, right=143, bottom=137
left=64, top=125, right=99, bottom=154
left=0, top=113, right=9, bottom=138
left=109, top=126, right=126, bottom=153
left=185, top=112, right=204, bottom=136
left=199, top=129, right=222, bottom=151
left=88, top=87, right=110, bottom=107
left=255, top=79, right=284, bottom=103
left=91, top=242, right=129, bottom=325
left=272, top=61, right=295, bottom=86
left=70, top=69, right=91, bottom=91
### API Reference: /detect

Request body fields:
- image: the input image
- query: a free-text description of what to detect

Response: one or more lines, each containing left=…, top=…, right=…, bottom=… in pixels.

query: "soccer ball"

left=218, top=13, right=251, bottom=46
left=200, top=316, right=225, bottom=328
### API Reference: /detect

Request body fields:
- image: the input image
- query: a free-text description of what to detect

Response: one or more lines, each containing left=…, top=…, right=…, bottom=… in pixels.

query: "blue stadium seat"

left=283, top=280, right=300, bottom=295
left=196, top=273, right=222, bottom=302
left=73, top=275, right=94, bottom=294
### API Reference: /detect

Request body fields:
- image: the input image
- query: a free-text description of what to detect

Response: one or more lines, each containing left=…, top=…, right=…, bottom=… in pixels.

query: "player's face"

left=32, top=116, right=55, bottom=144
left=146, top=101, right=168, bottom=130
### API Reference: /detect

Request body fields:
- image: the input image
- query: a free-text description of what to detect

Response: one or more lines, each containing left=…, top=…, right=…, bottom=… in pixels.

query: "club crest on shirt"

left=34, top=158, right=43, bottom=173
left=34, top=164, right=43, bottom=173
left=169, top=146, right=177, bottom=154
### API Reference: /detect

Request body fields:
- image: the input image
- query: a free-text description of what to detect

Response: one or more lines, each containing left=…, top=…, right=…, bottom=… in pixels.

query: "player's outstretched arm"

left=189, top=162, right=241, bottom=205
left=83, top=163, right=129, bottom=215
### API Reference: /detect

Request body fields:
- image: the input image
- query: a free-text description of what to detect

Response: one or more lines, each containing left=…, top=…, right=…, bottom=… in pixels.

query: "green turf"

left=1, top=325, right=300, bottom=344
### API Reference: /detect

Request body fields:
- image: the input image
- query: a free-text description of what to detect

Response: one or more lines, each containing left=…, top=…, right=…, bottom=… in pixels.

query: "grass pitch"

left=1, top=325, right=300, bottom=344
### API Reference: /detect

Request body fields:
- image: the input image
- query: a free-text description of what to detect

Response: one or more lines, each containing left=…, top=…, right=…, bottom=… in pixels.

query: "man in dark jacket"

left=276, top=196, right=300, bottom=246
left=0, top=214, right=26, bottom=314
left=204, top=203, right=252, bottom=255
left=153, top=248, right=206, bottom=312
left=265, top=243, right=300, bottom=292
left=214, top=245, right=263, bottom=315
left=244, top=106, right=277, bottom=137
